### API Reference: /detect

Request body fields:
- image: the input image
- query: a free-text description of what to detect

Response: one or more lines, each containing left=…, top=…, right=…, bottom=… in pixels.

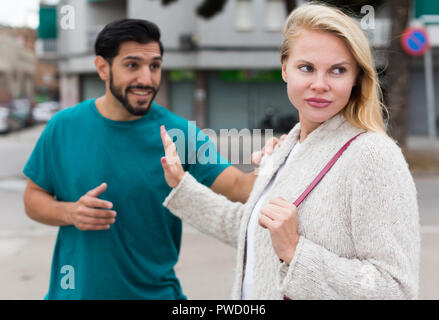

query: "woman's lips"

left=305, top=98, right=332, bottom=108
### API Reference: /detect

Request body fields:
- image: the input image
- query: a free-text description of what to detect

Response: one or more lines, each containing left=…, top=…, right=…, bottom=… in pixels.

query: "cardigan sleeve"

left=163, top=171, right=245, bottom=248
left=277, top=135, right=420, bottom=299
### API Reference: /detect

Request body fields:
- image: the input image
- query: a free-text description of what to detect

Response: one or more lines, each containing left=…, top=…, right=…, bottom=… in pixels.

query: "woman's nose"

left=310, top=74, right=330, bottom=92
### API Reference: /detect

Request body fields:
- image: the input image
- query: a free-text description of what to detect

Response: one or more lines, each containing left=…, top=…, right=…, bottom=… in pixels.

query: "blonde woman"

left=160, top=2, right=420, bottom=300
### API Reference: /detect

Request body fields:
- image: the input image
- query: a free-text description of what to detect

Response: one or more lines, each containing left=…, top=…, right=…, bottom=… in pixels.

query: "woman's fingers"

left=269, top=197, right=293, bottom=209
left=160, top=125, right=173, bottom=153
left=160, top=125, right=180, bottom=165
left=258, top=214, right=272, bottom=229
left=260, top=204, right=285, bottom=221
left=161, top=156, right=170, bottom=172
left=160, top=126, right=185, bottom=188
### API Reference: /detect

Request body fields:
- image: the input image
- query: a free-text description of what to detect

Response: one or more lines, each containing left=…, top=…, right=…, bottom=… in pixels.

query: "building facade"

left=0, top=29, right=36, bottom=103
left=56, top=0, right=439, bottom=135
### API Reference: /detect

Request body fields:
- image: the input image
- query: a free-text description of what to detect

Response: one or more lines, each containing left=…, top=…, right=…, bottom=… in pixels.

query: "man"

left=23, top=19, right=280, bottom=300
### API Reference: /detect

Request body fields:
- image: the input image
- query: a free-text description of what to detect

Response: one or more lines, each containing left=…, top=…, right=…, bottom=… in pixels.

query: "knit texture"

left=163, top=114, right=420, bottom=300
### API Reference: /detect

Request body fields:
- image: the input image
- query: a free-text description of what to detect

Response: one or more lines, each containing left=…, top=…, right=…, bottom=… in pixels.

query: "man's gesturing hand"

left=68, top=183, right=116, bottom=231
left=251, top=134, right=287, bottom=166
left=160, top=125, right=185, bottom=188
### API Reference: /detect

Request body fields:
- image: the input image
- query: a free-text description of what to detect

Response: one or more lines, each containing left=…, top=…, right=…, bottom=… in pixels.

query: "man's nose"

left=136, top=67, right=153, bottom=86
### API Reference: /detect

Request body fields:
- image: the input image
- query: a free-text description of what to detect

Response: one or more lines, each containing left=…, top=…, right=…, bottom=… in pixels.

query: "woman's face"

left=282, top=29, right=359, bottom=132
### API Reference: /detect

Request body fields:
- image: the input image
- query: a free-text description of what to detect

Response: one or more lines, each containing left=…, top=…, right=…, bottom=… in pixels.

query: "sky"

left=0, top=0, right=59, bottom=29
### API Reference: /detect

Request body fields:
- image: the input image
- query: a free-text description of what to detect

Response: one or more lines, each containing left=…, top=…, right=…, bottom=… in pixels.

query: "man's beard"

left=109, top=70, right=158, bottom=116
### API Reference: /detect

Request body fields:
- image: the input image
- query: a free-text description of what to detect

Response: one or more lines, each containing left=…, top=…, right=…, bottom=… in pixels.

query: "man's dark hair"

left=95, top=19, right=164, bottom=64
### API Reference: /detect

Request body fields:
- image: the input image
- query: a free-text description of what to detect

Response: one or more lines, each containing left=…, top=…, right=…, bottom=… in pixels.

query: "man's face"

left=108, top=41, right=162, bottom=116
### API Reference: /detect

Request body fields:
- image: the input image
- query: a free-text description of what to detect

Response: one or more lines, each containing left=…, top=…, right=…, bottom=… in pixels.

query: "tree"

left=284, top=0, right=296, bottom=14
left=385, top=0, right=411, bottom=148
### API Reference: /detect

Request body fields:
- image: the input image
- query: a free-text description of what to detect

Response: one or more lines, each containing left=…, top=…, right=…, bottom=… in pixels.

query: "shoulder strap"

left=293, top=131, right=366, bottom=208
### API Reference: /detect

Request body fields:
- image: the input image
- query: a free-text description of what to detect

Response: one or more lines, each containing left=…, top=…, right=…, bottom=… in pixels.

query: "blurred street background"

left=0, top=0, right=438, bottom=299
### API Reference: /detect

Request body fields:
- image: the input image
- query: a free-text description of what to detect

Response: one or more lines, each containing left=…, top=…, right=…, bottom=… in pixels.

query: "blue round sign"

left=401, top=27, right=430, bottom=56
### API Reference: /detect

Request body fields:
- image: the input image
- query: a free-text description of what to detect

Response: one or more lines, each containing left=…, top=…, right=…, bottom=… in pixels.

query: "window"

left=235, top=0, right=253, bottom=31
left=265, top=0, right=286, bottom=31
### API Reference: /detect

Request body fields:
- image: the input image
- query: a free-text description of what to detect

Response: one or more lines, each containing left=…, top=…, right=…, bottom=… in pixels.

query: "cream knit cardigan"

left=163, top=114, right=420, bottom=300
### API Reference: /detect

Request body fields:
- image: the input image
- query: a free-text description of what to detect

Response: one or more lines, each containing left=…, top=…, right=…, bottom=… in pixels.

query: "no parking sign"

left=401, top=24, right=436, bottom=140
left=401, top=27, right=430, bottom=56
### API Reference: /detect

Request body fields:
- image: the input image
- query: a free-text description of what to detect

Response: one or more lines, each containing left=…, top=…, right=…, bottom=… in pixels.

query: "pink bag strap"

left=292, top=131, right=366, bottom=208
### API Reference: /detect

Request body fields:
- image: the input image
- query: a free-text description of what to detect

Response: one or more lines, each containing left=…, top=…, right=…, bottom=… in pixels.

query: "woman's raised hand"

left=160, top=125, right=185, bottom=188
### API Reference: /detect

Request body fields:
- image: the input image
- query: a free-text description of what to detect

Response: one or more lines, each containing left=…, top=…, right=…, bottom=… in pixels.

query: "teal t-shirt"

left=23, top=99, right=231, bottom=300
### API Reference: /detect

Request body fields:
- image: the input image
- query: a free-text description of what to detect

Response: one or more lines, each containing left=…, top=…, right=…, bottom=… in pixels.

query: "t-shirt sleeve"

left=22, top=120, right=56, bottom=194
left=185, top=123, right=231, bottom=187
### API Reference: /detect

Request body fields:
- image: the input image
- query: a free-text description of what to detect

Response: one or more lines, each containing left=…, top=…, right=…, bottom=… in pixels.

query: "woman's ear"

left=281, top=62, right=288, bottom=83
left=95, top=56, right=110, bottom=81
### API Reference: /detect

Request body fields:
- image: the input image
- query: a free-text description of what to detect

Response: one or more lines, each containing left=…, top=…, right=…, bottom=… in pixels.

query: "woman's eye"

left=332, top=67, right=346, bottom=75
left=299, top=65, right=313, bottom=72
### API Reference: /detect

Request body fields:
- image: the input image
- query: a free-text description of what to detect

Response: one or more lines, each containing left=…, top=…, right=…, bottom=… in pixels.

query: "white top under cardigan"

left=164, top=114, right=420, bottom=299
left=242, top=141, right=301, bottom=300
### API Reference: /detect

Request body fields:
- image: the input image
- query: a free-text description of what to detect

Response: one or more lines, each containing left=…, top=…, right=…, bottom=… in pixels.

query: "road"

left=0, top=125, right=437, bottom=299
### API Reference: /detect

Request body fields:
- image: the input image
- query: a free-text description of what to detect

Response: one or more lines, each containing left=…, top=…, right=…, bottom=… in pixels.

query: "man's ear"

left=95, top=56, right=110, bottom=81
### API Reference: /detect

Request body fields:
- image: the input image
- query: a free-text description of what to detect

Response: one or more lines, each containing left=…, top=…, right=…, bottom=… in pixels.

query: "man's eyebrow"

left=121, top=56, right=163, bottom=62
left=295, top=59, right=350, bottom=67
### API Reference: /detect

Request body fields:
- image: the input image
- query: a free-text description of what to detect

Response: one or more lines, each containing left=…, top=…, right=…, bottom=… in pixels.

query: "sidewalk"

left=1, top=223, right=438, bottom=299
left=0, top=125, right=438, bottom=299
left=0, top=125, right=42, bottom=179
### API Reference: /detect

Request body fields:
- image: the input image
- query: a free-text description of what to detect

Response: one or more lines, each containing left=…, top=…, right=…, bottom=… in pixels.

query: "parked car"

left=32, top=101, right=60, bottom=123
left=10, top=98, right=33, bottom=128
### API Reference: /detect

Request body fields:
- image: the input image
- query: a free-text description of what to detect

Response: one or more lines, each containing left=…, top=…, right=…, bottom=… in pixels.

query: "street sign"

left=401, top=27, right=430, bottom=56
left=402, top=24, right=437, bottom=140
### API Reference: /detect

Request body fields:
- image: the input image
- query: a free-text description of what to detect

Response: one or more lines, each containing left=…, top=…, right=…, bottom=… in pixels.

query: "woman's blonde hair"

left=281, top=2, right=388, bottom=134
